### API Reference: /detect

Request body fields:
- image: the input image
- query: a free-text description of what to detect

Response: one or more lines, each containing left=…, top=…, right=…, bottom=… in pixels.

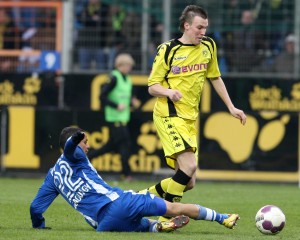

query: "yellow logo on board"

left=249, top=83, right=300, bottom=111
left=0, top=75, right=41, bottom=105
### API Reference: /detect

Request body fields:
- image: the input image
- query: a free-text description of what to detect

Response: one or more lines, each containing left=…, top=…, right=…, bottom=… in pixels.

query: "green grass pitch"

left=0, top=177, right=299, bottom=240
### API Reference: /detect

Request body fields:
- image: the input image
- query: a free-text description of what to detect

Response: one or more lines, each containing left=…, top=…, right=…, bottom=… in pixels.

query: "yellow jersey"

left=148, top=37, right=221, bottom=120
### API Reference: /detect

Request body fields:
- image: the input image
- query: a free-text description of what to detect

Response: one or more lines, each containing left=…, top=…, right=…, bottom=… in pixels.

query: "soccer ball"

left=255, top=205, right=286, bottom=235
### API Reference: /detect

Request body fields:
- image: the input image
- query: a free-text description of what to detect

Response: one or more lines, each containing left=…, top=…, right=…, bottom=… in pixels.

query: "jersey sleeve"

left=30, top=170, right=59, bottom=228
left=206, top=38, right=221, bottom=78
left=64, top=137, right=86, bottom=162
left=148, top=43, right=170, bottom=86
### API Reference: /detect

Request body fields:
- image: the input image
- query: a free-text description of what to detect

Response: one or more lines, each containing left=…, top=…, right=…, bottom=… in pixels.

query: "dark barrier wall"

left=200, top=112, right=298, bottom=172
left=0, top=73, right=299, bottom=182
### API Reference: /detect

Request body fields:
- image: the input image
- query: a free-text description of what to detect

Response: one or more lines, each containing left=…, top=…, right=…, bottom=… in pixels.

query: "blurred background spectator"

left=121, top=7, right=143, bottom=70
left=256, top=0, right=294, bottom=56
left=229, top=9, right=263, bottom=72
left=0, top=0, right=298, bottom=77
left=105, top=5, right=127, bottom=70
left=147, top=15, right=163, bottom=70
left=17, top=27, right=39, bottom=72
left=271, top=33, right=296, bottom=74
left=0, top=8, right=21, bottom=72
left=11, top=3, right=39, bottom=29
left=75, top=0, right=109, bottom=70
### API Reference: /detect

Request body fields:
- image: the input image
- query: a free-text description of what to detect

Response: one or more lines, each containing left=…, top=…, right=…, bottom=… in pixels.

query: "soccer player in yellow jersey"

left=143, top=5, right=247, bottom=219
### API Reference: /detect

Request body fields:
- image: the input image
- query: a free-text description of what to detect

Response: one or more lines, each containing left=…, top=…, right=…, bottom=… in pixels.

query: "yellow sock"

left=160, top=178, right=172, bottom=192
left=165, top=169, right=191, bottom=202
left=138, top=178, right=172, bottom=197
left=165, top=178, right=185, bottom=202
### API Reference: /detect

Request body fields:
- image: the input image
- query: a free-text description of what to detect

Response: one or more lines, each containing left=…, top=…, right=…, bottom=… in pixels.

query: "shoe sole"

left=157, top=215, right=190, bottom=232
left=172, top=215, right=190, bottom=229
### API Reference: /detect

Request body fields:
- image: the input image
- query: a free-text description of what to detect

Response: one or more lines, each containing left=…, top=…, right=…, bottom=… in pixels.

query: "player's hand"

left=131, top=97, right=141, bottom=109
left=230, top=108, right=247, bottom=125
left=72, top=131, right=85, bottom=145
left=117, top=104, right=126, bottom=111
left=167, top=89, right=182, bottom=102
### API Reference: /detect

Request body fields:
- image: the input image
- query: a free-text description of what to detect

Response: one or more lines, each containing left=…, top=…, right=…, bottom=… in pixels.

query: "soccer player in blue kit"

left=30, top=127, right=240, bottom=232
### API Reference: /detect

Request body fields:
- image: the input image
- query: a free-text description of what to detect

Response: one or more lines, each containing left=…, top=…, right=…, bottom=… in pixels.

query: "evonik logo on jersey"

left=171, top=63, right=208, bottom=74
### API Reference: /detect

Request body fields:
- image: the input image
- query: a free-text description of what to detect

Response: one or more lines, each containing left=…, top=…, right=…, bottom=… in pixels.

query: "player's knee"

left=30, top=202, right=37, bottom=214
left=30, top=200, right=42, bottom=215
left=183, top=161, right=197, bottom=175
left=179, top=165, right=197, bottom=179
left=190, top=163, right=197, bottom=174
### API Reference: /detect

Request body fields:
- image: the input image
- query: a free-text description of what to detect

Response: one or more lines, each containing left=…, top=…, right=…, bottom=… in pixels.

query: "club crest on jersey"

left=171, top=66, right=181, bottom=74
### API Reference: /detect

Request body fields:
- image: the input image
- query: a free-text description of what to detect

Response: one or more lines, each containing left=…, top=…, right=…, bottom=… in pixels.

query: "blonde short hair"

left=115, top=53, right=135, bottom=68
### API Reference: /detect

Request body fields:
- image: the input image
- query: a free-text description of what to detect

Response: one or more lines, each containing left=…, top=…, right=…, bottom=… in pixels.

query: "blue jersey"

left=53, top=137, right=123, bottom=225
left=30, top=136, right=167, bottom=232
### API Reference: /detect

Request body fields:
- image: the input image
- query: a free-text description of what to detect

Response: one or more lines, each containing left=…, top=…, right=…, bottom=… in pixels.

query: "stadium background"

left=0, top=0, right=299, bottom=183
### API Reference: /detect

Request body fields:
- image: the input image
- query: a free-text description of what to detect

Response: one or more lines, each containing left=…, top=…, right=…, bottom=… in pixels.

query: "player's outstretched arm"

left=210, top=77, right=246, bottom=125
left=30, top=172, right=59, bottom=229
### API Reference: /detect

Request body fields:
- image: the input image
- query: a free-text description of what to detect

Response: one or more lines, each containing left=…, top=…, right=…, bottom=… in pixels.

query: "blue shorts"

left=97, top=191, right=166, bottom=232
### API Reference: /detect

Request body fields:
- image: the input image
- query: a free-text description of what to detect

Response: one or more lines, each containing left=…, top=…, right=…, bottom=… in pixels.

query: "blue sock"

left=195, top=205, right=228, bottom=224
left=149, top=220, right=159, bottom=232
